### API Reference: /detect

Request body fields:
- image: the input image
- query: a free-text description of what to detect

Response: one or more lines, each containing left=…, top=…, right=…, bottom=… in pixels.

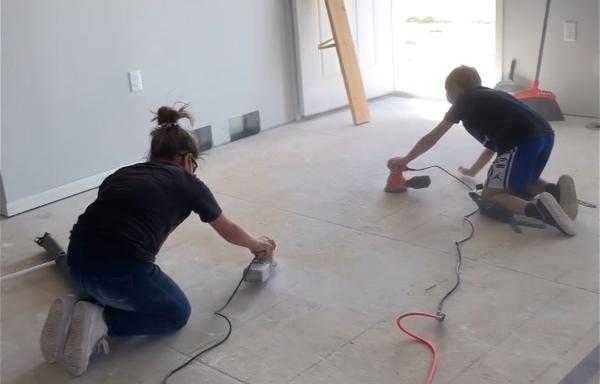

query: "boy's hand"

left=459, top=148, right=494, bottom=178
left=251, top=236, right=276, bottom=261
left=458, top=166, right=477, bottom=177
left=387, top=157, right=408, bottom=172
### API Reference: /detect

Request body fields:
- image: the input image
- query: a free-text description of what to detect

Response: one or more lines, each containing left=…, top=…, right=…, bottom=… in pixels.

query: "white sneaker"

left=63, top=301, right=109, bottom=376
left=535, top=192, right=576, bottom=236
left=557, top=175, right=578, bottom=220
left=40, top=294, right=77, bottom=364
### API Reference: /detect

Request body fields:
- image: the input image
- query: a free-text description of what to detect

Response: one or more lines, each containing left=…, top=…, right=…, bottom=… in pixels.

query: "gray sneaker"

left=535, top=192, right=576, bottom=236
left=63, top=301, right=109, bottom=376
left=557, top=175, right=578, bottom=220
left=40, top=294, right=77, bottom=364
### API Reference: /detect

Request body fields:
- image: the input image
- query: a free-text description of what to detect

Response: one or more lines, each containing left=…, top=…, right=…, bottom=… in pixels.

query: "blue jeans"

left=67, top=237, right=191, bottom=337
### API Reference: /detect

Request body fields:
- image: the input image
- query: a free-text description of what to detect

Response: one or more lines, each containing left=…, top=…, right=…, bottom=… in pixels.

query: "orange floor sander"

left=384, top=167, right=431, bottom=193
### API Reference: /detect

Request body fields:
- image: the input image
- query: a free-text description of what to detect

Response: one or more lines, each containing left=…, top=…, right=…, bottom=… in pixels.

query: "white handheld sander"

left=243, top=259, right=277, bottom=283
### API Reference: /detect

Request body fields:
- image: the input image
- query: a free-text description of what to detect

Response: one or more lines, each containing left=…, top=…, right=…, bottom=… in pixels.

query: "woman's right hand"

left=251, top=236, right=276, bottom=261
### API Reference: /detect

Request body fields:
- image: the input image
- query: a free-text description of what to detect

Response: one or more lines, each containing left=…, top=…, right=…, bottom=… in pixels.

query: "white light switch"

left=564, top=21, right=577, bottom=42
left=128, top=70, right=143, bottom=92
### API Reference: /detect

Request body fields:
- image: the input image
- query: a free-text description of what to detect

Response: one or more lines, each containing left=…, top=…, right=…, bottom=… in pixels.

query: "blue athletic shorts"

left=485, top=134, right=554, bottom=194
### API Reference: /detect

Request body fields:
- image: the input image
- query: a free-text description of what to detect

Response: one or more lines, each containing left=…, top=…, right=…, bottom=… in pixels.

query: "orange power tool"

left=384, top=167, right=431, bottom=193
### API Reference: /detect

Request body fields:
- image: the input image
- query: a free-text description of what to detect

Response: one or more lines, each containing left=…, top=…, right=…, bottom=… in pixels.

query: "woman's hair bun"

left=151, top=103, right=194, bottom=128
left=149, top=103, right=199, bottom=160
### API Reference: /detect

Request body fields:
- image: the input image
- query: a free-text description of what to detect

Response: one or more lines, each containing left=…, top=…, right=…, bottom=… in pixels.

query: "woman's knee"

left=169, top=297, right=191, bottom=330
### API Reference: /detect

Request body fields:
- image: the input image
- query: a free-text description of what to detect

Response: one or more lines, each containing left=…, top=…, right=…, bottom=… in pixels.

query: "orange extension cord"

left=396, top=312, right=444, bottom=384
left=395, top=209, right=476, bottom=384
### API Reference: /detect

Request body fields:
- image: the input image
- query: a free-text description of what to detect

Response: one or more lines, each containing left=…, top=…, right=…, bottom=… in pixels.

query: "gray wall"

left=503, top=0, right=599, bottom=117
left=1, top=0, right=298, bottom=214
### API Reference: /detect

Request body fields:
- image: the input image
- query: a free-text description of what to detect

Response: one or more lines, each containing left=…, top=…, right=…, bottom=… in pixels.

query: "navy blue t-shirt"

left=444, top=87, right=553, bottom=153
left=70, top=161, right=222, bottom=262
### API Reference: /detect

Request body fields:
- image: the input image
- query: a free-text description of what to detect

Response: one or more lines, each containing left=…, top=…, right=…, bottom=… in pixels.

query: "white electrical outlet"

left=564, top=21, right=577, bottom=42
left=128, top=70, right=143, bottom=92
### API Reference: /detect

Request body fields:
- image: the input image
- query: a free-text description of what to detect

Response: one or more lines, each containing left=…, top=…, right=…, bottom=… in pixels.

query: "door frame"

left=496, top=0, right=504, bottom=81
left=291, top=0, right=505, bottom=113
left=291, top=0, right=395, bottom=118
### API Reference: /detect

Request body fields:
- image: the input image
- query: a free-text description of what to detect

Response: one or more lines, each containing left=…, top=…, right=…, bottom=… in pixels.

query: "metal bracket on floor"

left=0, top=233, right=70, bottom=284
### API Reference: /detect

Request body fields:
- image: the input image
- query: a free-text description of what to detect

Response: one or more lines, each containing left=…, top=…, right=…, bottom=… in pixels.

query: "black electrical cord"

left=414, top=165, right=597, bottom=316
left=162, top=257, right=258, bottom=384
left=395, top=165, right=478, bottom=384
left=578, top=199, right=597, bottom=208
left=406, top=165, right=474, bottom=191
left=436, top=209, right=477, bottom=318
left=404, top=164, right=477, bottom=317
left=407, top=165, right=597, bottom=209
left=405, top=165, right=474, bottom=315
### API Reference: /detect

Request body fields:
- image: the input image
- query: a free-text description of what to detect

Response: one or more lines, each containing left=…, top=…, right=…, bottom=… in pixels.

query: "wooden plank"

left=324, top=0, right=370, bottom=125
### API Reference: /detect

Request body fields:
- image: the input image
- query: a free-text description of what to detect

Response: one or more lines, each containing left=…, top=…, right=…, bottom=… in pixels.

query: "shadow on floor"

left=559, top=345, right=599, bottom=384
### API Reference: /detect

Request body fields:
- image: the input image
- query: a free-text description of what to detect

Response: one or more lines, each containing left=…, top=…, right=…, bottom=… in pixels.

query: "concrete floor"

left=1, top=97, right=598, bottom=384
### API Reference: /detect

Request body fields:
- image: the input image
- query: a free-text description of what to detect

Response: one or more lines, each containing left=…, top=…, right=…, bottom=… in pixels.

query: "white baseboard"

left=2, top=169, right=118, bottom=217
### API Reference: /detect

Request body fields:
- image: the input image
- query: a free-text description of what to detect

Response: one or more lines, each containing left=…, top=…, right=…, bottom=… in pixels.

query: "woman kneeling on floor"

left=40, top=104, right=276, bottom=376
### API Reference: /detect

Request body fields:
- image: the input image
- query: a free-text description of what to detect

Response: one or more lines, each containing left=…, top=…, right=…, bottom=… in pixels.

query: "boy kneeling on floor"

left=387, top=65, right=578, bottom=236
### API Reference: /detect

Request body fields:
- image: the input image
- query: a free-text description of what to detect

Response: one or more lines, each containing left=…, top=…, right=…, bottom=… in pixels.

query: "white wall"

left=1, top=0, right=298, bottom=216
left=0, top=1, right=3, bottom=212
left=502, top=0, right=600, bottom=117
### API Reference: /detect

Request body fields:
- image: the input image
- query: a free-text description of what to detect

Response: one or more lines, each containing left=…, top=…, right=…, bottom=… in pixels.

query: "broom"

left=514, top=0, right=564, bottom=121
